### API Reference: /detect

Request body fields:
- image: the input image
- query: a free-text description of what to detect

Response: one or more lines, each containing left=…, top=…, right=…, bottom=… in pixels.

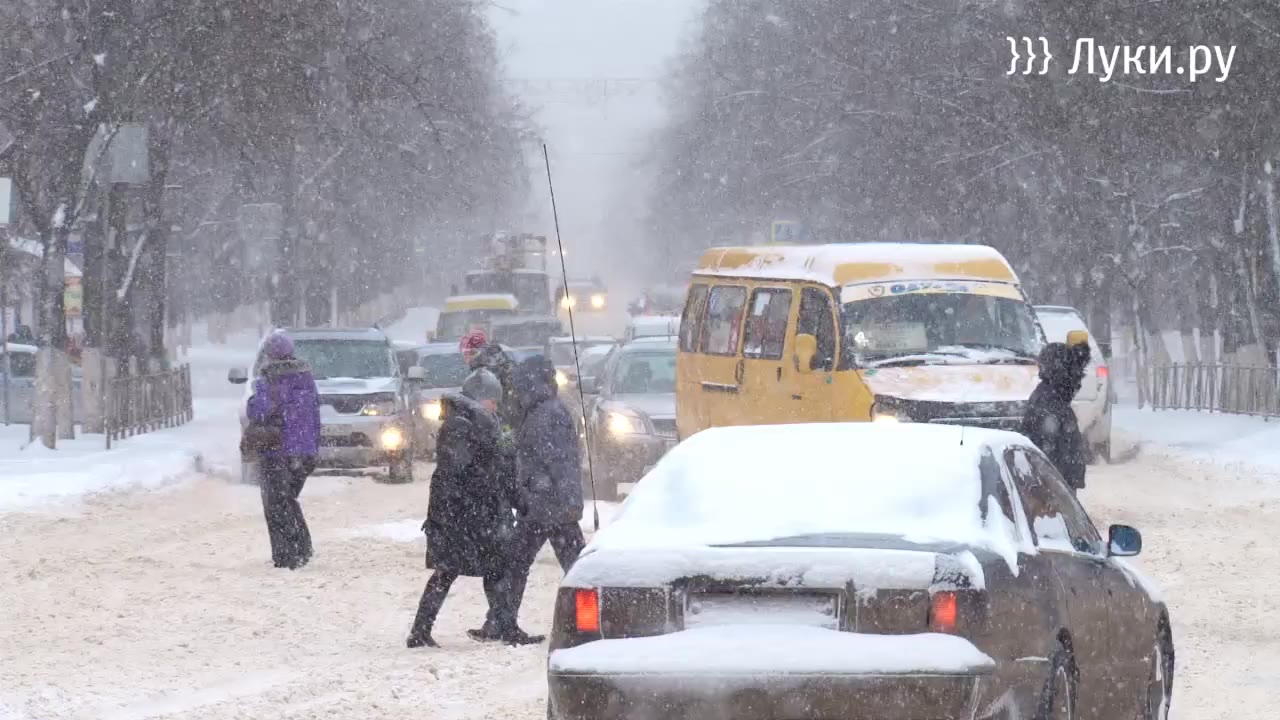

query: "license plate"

left=323, top=424, right=355, bottom=436
left=685, top=592, right=839, bottom=630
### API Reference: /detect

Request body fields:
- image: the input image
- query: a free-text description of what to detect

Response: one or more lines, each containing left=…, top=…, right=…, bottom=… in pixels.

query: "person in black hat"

left=1021, top=341, right=1091, bottom=493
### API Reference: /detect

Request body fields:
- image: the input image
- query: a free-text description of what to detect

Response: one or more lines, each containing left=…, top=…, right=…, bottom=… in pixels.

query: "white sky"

left=487, top=0, right=704, bottom=282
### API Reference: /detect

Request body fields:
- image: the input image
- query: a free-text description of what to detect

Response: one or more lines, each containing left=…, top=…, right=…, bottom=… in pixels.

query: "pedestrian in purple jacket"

left=247, top=332, right=322, bottom=569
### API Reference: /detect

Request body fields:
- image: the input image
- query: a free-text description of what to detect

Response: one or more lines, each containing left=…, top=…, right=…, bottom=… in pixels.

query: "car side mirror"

left=579, top=376, right=599, bottom=394
left=1107, top=524, right=1142, bottom=557
left=406, top=366, right=426, bottom=381
left=794, top=334, right=817, bottom=374
left=1066, top=329, right=1090, bottom=348
left=228, top=367, right=249, bottom=385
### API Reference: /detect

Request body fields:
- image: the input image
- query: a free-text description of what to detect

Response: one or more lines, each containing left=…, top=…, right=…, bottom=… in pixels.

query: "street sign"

left=770, top=219, right=802, bottom=244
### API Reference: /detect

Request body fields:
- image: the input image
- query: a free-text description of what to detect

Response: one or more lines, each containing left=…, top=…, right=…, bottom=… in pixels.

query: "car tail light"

left=929, top=591, right=958, bottom=633
left=576, top=589, right=601, bottom=633
left=1097, top=365, right=1109, bottom=379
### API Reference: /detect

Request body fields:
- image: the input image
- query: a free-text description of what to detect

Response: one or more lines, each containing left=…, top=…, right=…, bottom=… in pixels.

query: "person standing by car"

left=1021, top=341, right=1091, bottom=494
left=245, top=333, right=321, bottom=569
left=407, top=369, right=543, bottom=648
left=500, top=356, right=586, bottom=625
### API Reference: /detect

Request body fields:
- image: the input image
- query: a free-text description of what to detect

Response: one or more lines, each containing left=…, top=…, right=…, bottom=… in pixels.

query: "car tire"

left=1036, top=643, right=1078, bottom=720
left=1096, top=439, right=1111, bottom=464
left=386, top=456, right=415, bottom=484
left=588, top=446, right=619, bottom=502
left=1145, top=623, right=1174, bottom=720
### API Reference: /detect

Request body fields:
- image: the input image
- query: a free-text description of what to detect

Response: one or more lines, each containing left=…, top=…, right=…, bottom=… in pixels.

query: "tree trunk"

left=33, top=218, right=70, bottom=448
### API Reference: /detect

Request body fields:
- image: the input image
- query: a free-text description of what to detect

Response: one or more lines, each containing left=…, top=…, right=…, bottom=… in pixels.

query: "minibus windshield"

left=841, top=292, right=1041, bottom=368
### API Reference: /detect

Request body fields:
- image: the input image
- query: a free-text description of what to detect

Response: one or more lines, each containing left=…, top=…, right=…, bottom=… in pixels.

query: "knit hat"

left=264, top=332, right=294, bottom=360
left=462, top=368, right=503, bottom=404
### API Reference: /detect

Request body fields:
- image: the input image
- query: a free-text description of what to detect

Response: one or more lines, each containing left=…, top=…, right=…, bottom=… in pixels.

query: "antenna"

left=544, top=144, right=600, bottom=532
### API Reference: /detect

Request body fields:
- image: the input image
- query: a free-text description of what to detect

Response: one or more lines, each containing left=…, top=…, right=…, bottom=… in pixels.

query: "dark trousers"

left=410, top=569, right=510, bottom=639
left=501, top=521, right=586, bottom=624
left=260, top=456, right=313, bottom=568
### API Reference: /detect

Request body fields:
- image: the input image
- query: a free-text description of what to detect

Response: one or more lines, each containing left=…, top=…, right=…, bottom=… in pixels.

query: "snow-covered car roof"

left=693, top=242, right=1018, bottom=287
left=549, top=335, right=616, bottom=345
left=271, top=327, right=389, bottom=343
left=591, top=422, right=1027, bottom=557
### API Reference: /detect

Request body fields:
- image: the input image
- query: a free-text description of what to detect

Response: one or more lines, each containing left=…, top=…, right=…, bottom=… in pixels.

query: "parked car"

left=1034, top=305, right=1115, bottom=462
left=548, top=422, right=1173, bottom=720
left=579, top=337, right=677, bottom=500
left=229, top=327, right=423, bottom=484
left=0, top=343, right=84, bottom=424
left=399, top=342, right=470, bottom=460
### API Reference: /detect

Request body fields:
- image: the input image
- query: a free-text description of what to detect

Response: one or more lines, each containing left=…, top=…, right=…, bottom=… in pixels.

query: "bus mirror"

left=1066, top=329, right=1089, bottom=347
left=795, top=334, right=818, bottom=374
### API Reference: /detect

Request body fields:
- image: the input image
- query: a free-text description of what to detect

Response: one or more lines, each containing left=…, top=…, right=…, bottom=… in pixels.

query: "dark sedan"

left=580, top=338, right=677, bottom=501
left=547, top=423, right=1173, bottom=720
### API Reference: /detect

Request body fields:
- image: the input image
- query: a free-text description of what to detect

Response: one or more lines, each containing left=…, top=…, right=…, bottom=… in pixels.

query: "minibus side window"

left=699, top=285, right=747, bottom=356
left=679, top=284, right=709, bottom=353
left=797, top=287, right=837, bottom=371
left=743, top=288, right=792, bottom=360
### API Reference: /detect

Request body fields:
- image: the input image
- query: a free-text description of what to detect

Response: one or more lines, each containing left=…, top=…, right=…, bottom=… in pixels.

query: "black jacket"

left=469, top=343, right=521, bottom=429
left=513, top=357, right=584, bottom=526
left=1021, top=343, right=1090, bottom=489
left=424, top=393, right=517, bottom=576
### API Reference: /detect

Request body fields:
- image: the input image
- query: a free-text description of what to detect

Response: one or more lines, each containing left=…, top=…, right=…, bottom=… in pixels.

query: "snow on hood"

left=549, top=625, right=995, bottom=676
left=860, top=364, right=1038, bottom=403
left=315, top=377, right=399, bottom=395
left=587, top=423, right=1021, bottom=569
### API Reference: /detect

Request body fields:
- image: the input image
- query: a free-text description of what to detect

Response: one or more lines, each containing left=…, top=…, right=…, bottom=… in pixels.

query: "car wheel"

left=1097, top=439, right=1112, bottom=464
left=386, top=456, right=415, bottom=484
left=1145, top=624, right=1174, bottom=720
left=1036, top=644, right=1078, bottom=720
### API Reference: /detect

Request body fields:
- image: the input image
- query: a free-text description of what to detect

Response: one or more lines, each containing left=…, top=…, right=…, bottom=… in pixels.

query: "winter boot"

left=406, top=632, right=439, bottom=649
left=500, top=628, right=546, bottom=646
left=466, top=623, right=503, bottom=642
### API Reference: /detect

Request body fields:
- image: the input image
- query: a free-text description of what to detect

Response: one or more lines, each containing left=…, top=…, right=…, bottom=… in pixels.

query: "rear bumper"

left=548, top=672, right=986, bottom=720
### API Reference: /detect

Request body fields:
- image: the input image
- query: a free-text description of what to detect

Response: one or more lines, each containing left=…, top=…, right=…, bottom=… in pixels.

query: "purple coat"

left=247, top=359, right=322, bottom=458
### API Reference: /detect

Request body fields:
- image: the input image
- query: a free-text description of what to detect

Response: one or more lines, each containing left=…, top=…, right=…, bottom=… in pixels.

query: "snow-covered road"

left=2, top=429, right=1277, bottom=718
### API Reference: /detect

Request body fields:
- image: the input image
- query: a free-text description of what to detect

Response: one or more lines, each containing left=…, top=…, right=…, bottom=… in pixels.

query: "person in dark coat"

left=246, top=333, right=321, bottom=569
left=406, top=369, right=542, bottom=648
left=498, top=355, right=586, bottom=630
left=1021, top=341, right=1091, bottom=493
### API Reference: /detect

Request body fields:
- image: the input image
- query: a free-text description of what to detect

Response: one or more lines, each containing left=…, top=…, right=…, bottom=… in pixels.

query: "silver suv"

left=230, top=327, right=423, bottom=483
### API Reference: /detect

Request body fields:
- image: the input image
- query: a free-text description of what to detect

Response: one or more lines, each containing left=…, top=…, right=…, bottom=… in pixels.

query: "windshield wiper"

left=948, top=343, right=1039, bottom=364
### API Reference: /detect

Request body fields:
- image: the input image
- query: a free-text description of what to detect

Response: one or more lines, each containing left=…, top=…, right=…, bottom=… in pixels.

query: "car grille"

left=320, top=395, right=366, bottom=415
left=321, top=432, right=372, bottom=448
left=650, top=417, right=678, bottom=437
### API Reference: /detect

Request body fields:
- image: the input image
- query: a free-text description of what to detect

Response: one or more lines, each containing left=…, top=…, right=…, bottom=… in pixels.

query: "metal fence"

left=106, top=365, right=194, bottom=447
left=1150, top=363, right=1280, bottom=417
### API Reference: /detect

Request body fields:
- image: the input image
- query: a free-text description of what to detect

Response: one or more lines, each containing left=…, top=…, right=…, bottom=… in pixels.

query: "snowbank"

left=0, top=398, right=241, bottom=513
left=1114, top=404, right=1280, bottom=474
left=384, top=306, right=440, bottom=345
left=593, top=423, right=1019, bottom=561
left=549, top=625, right=994, bottom=676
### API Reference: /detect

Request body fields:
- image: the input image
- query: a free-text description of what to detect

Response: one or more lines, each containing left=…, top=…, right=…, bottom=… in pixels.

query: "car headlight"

left=380, top=426, right=406, bottom=450
left=555, top=370, right=569, bottom=387
left=561, top=295, right=577, bottom=309
left=361, top=399, right=400, bottom=416
left=607, top=411, right=646, bottom=436
left=870, top=400, right=912, bottom=424
left=421, top=400, right=442, bottom=421
left=590, top=294, right=606, bottom=309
